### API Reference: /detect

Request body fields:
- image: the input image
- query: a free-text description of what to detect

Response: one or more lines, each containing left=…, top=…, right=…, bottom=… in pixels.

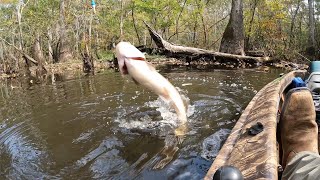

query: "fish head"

left=115, top=42, right=146, bottom=76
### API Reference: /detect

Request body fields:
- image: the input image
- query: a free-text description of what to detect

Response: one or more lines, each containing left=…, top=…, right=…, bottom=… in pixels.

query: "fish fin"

left=160, top=88, right=179, bottom=112
left=121, top=59, right=129, bottom=75
left=160, top=87, right=188, bottom=122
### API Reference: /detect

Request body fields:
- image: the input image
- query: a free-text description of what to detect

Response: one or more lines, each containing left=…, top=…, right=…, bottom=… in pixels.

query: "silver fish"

left=115, top=42, right=188, bottom=124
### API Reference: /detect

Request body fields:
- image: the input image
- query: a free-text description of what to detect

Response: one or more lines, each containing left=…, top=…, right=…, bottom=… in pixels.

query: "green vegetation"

left=97, top=50, right=114, bottom=61
left=0, top=0, right=319, bottom=74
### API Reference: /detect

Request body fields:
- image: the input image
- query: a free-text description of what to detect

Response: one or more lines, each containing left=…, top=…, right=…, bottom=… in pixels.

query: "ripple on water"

left=0, top=120, right=52, bottom=179
left=59, top=137, right=125, bottom=178
left=72, top=128, right=96, bottom=144
left=201, top=129, right=231, bottom=161
left=75, top=137, right=124, bottom=167
left=168, top=157, right=212, bottom=180
left=0, top=69, right=284, bottom=179
left=90, top=149, right=129, bottom=179
left=136, top=156, right=212, bottom=180
left=191, top=94, right=241, bottom=126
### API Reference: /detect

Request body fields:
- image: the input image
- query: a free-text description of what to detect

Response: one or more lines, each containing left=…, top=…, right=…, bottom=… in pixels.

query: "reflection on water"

left=0, top=69, right=283, bottom=179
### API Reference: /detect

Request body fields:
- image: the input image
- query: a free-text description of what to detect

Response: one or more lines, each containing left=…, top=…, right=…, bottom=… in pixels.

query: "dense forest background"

left=0, top=0, right=319, bottom=75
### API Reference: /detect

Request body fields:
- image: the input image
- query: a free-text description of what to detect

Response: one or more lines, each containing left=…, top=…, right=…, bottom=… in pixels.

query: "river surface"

left=0, top=68, right=283, bottom=179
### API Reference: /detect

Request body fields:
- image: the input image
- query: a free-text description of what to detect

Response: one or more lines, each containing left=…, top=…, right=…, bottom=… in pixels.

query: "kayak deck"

left=205, top=71, right=306, bottom=180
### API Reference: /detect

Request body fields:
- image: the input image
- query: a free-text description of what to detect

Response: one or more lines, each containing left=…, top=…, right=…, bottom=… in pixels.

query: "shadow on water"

left=0, top=68, right=284, bottom=179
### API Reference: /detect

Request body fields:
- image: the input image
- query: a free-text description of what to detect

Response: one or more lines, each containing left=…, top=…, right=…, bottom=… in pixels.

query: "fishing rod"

left=295, top=52, right=311, bottom=62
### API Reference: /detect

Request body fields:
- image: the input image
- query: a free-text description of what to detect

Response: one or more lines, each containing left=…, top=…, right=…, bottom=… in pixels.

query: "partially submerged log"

left=245, top=50, right=266, bottom=57
left=144, top=21, right=271, bottom=65
left=81, top=51, right=94, bottom=73
left=81, top=33, right=94, bottom=74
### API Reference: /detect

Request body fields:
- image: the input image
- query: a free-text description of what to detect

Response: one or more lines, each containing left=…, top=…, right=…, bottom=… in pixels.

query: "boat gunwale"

left=205, top=70, right=306, bottom=180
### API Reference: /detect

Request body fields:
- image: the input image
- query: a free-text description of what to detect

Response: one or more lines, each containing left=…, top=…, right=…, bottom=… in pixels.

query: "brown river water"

left=0, top=68, right=283, bottom=179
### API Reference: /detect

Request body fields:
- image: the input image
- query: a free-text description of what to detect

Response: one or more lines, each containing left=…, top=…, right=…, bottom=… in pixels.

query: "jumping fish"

left=115, top=42, right=187, bottom=123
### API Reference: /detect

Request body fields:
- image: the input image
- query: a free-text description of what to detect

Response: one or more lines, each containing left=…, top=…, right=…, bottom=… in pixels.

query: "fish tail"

left=165, top=96, right=187, bottom=123
left=159, top=85, right=188, bottom=122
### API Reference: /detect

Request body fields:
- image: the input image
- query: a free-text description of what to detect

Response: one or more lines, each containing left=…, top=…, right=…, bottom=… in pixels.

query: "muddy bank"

left=147, top=56, right=309, bottom=71
left=0, top=56, right=308, bottom=81
left=0, top=60, right=111, bottom=80
left=34, top=60, right=111, bottom=76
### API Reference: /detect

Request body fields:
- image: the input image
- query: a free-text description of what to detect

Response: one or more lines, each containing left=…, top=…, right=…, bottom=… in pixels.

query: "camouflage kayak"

left=205, top=71, right=306, bottom=180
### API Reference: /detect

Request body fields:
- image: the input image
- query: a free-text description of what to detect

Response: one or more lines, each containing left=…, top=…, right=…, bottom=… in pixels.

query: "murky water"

left=0, top=68, right=283, bottom=179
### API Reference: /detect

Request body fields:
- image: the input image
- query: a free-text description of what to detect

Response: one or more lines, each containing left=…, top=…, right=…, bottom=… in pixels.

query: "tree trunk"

left=0, top=42, right=5, bottom=74
left=131, top=2, right=141, bottom=44
left=0, top=42, right=4, bottom=62
left=16, top=1, right=28, bottom=70
left=74, top=16, right=80, bottom=54
left=245, top=0, right=257, bottom=50
left=17, top=5, right=23, bottom=50
left=175, top=0, right=187, bottom=41
left=120, top=0, right=124, bottom=41
left=89, top=12, right=93, bottom=48
left=94, top=33, right=100, bottom=59
left=144, top=30, right=147, bottom=45
left=289, top=0, right=301, bottom=49
left=16, top=0, right=28, bottom=50
left=58, top=0, right=73, bottom=62
left=81, top=32, right=94, bottom=73
left=219, top=0, right=245, bottom=55
left=32, top=32, right=44, bottom=64
left=32, top=32, right=47, bottom=77
left=193, top=21, right=197, bottom=45
left=307, top=0, right=316, bottom=57
left=196, top=0, right=207, bottom=45
left=47, top=28, right=54, bottom=63
left=299, top=12, right=303, bottom=49
left=0, top=47, right=4, bottom=74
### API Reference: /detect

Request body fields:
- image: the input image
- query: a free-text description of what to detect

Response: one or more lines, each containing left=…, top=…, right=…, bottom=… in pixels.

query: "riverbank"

left=147, top=56, right=309, bottom=71
left=0, top=56, right=309, bottom=80
left=0, top=60, right=112, bottom=80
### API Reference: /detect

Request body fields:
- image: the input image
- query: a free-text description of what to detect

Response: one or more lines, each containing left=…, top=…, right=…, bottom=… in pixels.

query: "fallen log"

left=143, top=21, right=271, bottom=65
left=245, top=50, right=266, bottom=57
left=1, top=38, right=38, bottom=65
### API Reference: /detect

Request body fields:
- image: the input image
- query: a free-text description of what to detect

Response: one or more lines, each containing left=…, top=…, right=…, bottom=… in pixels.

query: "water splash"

left=114, top=88, right=195, bottom=137
left=147, top=90, right=195, bottom=124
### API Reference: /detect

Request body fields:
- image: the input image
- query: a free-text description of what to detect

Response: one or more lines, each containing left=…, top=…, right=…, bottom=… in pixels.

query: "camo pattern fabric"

left=205, top=71, right=306, bottom=180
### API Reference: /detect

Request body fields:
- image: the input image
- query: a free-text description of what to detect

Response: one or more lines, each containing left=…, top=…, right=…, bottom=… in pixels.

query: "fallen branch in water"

left=143, top=21, right=271, bottom=65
